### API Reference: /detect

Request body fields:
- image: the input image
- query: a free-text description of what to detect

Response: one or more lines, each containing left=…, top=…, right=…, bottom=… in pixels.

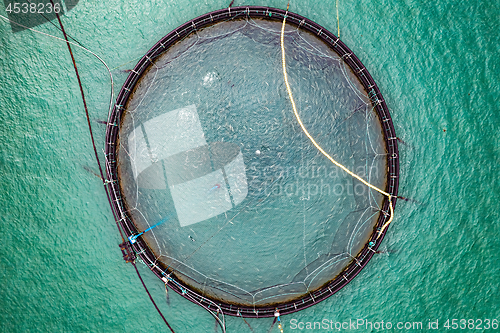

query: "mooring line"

left=47, top=3, right=175, bottom=330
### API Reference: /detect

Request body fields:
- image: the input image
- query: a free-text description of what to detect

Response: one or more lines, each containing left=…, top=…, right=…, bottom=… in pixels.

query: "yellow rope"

left=336, top=0, right=340, bottom=37
left=280, top=5, right=393, bottom=240
left=275, top=310, right=284, bottom=333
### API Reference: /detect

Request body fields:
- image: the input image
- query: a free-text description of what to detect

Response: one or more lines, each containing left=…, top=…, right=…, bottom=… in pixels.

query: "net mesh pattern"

left=106, top=7, right=399, bottom=316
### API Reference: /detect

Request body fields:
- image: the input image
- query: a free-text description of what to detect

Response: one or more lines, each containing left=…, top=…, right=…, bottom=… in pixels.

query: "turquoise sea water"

left=1, top=0, right=499, bottom=332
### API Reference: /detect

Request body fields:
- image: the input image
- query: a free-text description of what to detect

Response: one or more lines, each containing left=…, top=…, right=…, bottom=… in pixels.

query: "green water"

left=1, top=0, right=499, bottom=332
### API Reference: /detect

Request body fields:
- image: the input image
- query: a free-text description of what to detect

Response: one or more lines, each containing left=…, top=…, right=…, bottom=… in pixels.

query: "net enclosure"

left=105, top=6, right=399, bottom=317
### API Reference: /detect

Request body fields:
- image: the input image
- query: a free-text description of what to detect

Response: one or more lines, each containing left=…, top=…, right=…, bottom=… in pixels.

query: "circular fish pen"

left=105, top=6, right=399, bottom=317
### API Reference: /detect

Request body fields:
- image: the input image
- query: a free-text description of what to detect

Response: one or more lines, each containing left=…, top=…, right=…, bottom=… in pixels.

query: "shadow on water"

left=4, top=0, right=79, bottom=32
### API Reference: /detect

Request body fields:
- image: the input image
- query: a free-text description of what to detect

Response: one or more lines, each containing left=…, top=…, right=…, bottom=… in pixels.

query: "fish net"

left=105, top=6, right=399, bottom=317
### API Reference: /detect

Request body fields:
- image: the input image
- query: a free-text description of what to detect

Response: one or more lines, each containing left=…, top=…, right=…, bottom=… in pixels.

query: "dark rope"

left=242, top=317, right=254, bottom=332
left=132, top=262, right=176, bottom=333
left=267, top=317, right=277, bottom=333
left=26, top=0, right=85, bottom=48
left=49, top=3, right=174, bottom=331
left=50, top=1, right=104, bottom=188
left=48, top=0, right=125, bottom=242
